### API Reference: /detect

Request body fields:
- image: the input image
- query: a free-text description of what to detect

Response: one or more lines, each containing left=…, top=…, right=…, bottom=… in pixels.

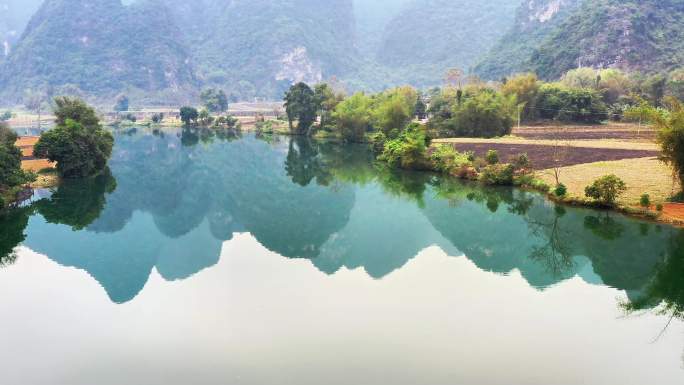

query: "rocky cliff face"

left=1, top=0, right=357, bottom=101
left=474, top=0, right=581, bottom=79
left=478, top=0, right=684, bottom=80
left=179, top=0, right=357, bottom=99
left=530, top=0, right=684, bottom=79
left=0, top=0, right=43, bottom=59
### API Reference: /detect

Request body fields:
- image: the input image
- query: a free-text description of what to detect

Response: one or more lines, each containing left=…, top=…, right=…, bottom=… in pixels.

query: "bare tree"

left=548, top=128, right=571, bottom=186
left=444, top=68, right=464, bottom=89
left=24, top=89, right=47, bottom=132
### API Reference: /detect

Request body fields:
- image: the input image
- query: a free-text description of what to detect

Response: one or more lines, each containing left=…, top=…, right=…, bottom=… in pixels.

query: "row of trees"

left=283, top=82, right=422, bottom=141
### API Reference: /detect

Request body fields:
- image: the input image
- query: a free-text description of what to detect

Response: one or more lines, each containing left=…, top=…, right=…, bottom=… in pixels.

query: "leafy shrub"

left=368, top=132, right=387, bottom=154
left=333, top=93, right=372, bottom=142
left=533, top=179, right=551, bottom=193
left=514, top=174, right=550, bottom=192
left=640, top=193, right=651, bottom=207
left=379, top=124, right=429, bottom=170
left=554, top=183, right=567, bottom=197
left=480, top=164, right=515, bottom=185
left=430, top=144, right=471, bottom=174
left=428, top=88, right=516, bottom=138
left=584, top=175, right=627, bottom=206
left=371, top=87, right=418, bottom=136
left=180, top=106, right=199, bottom=125
left=513, top=153, right=530, bottom=169
left=485, top=149, right=499, bottom=165
left=656, top=203, right=664, bottom=212
left=151, top=113, right=164, bottom=124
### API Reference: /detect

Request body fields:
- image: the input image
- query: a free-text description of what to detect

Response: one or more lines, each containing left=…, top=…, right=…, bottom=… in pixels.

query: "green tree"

left=332, top=92, right=373, bottom=142
left=598, top=68, right=632, bottom=105
left=667, top=69, right=684, bottom=101
left=642, top=74, right=667, bottom=107
left=0, top=122, right=34, bottom=194
left=502, top=73, right=540, bottom=121
left=284, top=82, right=317, bottom=135
left=584, top=175, right=627, bottom=206
left=313, top=83, right=341, bottom=130
left=647, top=98, right=684, bottom=191
left=536, top=83, right=607, bottom=123
left=34, top=97, right=114, bottom=178
left=451, top=89, right=517, bottom=138
left=114, top=94, right=129, bottom=112
left=24, top=89, right=47, bottom=130
left=371, top=87, right=418, bottom=137
left=379, top=123, right=430, bottom=170
left=180, top=106, right=199, bottom=125
left=561, top=67, right=599, bottom=89
left=200, top=88, right=229, bottom=113
left=415, top=96, right=427, bottom=120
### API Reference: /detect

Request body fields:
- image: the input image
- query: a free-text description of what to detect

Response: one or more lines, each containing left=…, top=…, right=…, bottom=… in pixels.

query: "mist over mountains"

left=1, top=0, right=683, bottom=103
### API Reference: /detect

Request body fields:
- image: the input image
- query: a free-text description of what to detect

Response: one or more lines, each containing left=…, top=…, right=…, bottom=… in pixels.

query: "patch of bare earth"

left=512, top=122, right=656, bottom=141
left=434, top=141, right=658, bottom=170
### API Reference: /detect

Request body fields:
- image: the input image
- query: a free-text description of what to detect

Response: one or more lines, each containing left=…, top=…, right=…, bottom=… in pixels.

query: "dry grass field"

left=537, top=157, right=676, bottom=206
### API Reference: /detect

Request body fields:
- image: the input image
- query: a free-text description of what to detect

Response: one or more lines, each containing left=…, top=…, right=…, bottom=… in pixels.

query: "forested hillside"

left=477, top=0, right=684, bottom=80
left=530, top=0, right=684, bottom=79
left=376, top=0, right=520, bottom=87
left=474, top=0, right=581, bottom=79
left=3, top=0, right=684, bottom=102
left=164, top=0, right=357, bottom=100
left=0, top=0, right=196, bottom=101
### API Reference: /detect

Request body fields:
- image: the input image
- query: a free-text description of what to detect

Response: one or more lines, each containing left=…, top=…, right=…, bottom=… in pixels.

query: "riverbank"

left=433, top=123, right=684, bottom=226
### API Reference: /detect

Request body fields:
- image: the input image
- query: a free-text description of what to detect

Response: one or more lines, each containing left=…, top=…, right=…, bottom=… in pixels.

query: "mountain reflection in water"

left=0, top=129, right=682, bottom=323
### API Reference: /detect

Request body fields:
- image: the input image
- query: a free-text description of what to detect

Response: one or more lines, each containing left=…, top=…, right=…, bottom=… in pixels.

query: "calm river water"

left=1, top=128, right=684, bottom=385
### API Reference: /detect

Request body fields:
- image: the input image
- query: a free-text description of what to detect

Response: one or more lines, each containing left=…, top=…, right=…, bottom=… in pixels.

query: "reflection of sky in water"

left=2, top=235, right=684, bottom=385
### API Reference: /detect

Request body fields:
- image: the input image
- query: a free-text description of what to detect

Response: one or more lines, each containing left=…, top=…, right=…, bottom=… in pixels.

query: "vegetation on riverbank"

left=1, top=98, right=116, bottom=211
left=273, top=67, right=684, bottom=224
left=0, top=122, right=36, bottom=211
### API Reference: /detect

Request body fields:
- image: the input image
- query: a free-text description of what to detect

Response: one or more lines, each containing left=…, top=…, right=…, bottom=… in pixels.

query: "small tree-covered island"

left=2, top=1, right=684, bottom=384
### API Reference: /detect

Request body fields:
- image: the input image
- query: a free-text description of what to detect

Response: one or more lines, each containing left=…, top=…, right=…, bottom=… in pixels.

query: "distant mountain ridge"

left=476, top=0, right=684, bottom=80
left=0, top=0, right=196, bottom=101
left=529, top=0, right=684, bottom=79
left=474, top=0, right=581, bottom=79
left=2, top=0, right=684, bottom=102
left=377, top=0, right=520, bottom=86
